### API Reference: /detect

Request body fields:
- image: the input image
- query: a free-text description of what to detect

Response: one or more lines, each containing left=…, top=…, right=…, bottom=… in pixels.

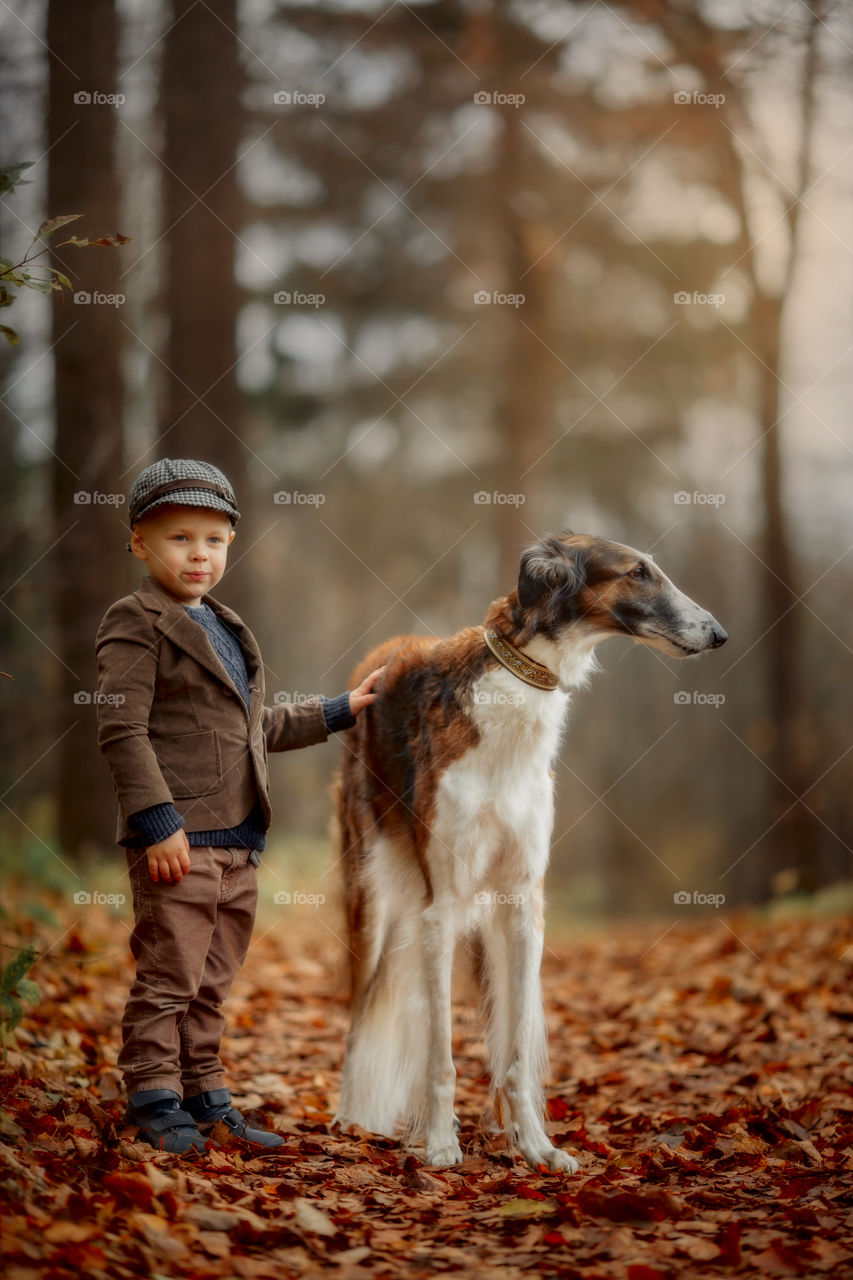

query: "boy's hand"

left=349, top=665, right=386, bottom=717
left=146, top=828, right=191, bottom=883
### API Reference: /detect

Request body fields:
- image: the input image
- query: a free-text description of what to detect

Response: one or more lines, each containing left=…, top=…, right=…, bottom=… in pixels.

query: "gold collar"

left=483, top=629, right=559, bottom=691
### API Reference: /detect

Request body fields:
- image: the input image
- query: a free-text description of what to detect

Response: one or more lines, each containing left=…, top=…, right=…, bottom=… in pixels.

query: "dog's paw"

left=545, top=1147, right=580, bottom=1175
left=425, top=1136, right=463, bottom=1167
left=521, top=1143, right=579, bottom=1174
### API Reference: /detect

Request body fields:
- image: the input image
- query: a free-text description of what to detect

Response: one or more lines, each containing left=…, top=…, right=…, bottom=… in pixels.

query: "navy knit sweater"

left=128, top=602, right=356, bottom=865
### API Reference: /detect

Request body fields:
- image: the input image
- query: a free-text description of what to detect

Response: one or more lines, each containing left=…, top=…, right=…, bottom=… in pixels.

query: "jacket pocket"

left=154, top=729, right=222, bottom=799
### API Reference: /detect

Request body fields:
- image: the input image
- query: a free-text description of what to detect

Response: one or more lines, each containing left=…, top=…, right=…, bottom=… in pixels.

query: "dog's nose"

left=708, top=624, right=728, bottom=649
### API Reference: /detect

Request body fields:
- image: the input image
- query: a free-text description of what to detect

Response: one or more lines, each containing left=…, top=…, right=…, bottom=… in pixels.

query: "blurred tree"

left=48, top=0, right=125, bottom=859
left=463, top=0, right=561, bottom=584
left=717, top=2, right=824, bottom=897
left=159, top=0, right=250, bottom=613
left=639, top=0, right=826, bottom=895
left=248, top=0, right=700, bottom=591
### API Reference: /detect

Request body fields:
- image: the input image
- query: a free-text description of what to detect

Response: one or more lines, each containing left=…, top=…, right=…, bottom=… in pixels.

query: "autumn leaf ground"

left=1, top=862, right=852, bottom=1280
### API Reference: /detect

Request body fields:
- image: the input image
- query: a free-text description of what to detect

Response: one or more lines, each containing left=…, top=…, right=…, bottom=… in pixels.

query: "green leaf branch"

left=0, top=944, right=41, bottom=1060
left=0, top=163, right=130, bottom=346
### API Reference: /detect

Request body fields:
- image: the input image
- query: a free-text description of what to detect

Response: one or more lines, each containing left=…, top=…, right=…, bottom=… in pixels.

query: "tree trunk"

left=47, top=0, right=125, bottom=859
left=160, top=0, right=250, bottom=615
left=754, top=292, right=818, bottom=895
left=492, top=19, right=557, bottom=589
left=671, top=0, right=824, bottom=903
left=745, top=2, right=823, bottom=898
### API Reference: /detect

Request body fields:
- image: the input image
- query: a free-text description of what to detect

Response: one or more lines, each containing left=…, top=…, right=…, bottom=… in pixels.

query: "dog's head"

left=514, top=531, right=727, bottom=658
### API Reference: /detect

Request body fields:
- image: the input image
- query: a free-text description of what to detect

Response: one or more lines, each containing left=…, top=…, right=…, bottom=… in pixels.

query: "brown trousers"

left=119, top=844, right=258, bottom=1099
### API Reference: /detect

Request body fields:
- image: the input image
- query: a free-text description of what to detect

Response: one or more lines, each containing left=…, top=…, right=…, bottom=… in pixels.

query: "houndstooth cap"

left=127, top=458, right=241, bottom=529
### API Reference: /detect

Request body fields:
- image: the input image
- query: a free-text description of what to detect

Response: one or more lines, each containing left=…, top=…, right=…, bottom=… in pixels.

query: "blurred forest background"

left=1, top=0, right=851, bottom=918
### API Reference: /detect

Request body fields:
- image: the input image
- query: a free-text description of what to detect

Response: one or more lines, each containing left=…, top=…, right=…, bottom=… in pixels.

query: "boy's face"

left=130, top=505, right=236, bottom=606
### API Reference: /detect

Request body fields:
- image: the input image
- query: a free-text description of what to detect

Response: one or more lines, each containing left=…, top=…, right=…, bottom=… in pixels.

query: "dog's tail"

left=334, top=826, right=430, bottom=1139
left=332, top=634, right=435, bottom=1139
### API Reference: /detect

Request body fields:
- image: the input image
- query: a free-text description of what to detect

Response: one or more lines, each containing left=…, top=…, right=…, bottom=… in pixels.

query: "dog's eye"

left=628, top=563, right=648, bottom=580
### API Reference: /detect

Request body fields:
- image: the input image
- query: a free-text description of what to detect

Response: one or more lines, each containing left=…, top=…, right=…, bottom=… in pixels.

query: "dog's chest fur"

left=426, top=663, right=575, bottom=898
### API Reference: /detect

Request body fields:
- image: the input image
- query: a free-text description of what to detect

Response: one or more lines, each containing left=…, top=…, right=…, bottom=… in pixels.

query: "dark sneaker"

left=184, top=1087, right=285, bottom=1149
left=126, top=1088, right=211, bottom=1153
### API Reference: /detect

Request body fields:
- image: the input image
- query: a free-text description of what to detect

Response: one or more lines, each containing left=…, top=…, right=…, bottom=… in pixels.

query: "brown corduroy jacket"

left=95, top=575, right=328, bottom=846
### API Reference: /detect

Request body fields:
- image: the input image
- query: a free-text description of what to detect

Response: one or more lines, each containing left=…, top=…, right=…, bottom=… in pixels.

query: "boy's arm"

left=261, top=667, right=384, bottom=751
left=261, top=698, right=329, bottom=752
left=95, top=599, right=176, bottom=817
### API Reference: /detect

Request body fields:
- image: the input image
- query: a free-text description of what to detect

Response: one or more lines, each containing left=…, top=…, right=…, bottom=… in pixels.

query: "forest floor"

left=1, top=885, right=852, bottom=1279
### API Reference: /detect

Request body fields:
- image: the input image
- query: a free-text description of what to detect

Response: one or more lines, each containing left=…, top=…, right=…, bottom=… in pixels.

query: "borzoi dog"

left=333, top=532, right=727, bottom=1172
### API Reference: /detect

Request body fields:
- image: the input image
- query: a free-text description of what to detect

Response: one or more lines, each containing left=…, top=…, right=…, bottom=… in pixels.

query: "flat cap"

left=128, top=458, right=240, bottom=528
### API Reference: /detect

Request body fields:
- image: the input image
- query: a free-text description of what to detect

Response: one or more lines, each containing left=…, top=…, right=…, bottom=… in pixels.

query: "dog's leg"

left=500, top=883, right=579, bottom=1174
left=421, top=902, right=463, bottom=1166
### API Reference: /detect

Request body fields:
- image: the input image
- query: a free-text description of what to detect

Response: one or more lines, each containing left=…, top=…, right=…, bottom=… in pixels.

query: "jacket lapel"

left=135, top=575, right=263, bottom=727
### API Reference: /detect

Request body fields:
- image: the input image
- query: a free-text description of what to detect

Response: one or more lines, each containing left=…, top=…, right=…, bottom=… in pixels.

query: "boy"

left=95, top=458, right=382, bottom=1153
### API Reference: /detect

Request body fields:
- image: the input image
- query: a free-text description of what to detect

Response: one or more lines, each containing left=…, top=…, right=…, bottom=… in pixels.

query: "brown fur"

left=336, top=626, right=495, bottom=1000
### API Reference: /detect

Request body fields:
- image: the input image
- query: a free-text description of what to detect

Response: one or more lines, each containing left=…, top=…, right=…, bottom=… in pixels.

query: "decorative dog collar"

left=483, top=629, right=559, bottom=691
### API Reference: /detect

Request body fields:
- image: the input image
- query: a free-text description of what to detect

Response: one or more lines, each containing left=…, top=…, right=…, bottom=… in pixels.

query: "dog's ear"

left=517, top=533, right=587, bottom=608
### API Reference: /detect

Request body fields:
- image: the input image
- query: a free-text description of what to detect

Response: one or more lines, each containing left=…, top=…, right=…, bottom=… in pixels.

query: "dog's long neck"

left=483, top=593, right=602, bottom=693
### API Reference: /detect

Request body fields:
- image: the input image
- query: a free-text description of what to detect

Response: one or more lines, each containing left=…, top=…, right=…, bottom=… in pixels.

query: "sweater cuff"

left=129, top=802, right=185, bottom=845
left=322, top=691, right=357, bottom=733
